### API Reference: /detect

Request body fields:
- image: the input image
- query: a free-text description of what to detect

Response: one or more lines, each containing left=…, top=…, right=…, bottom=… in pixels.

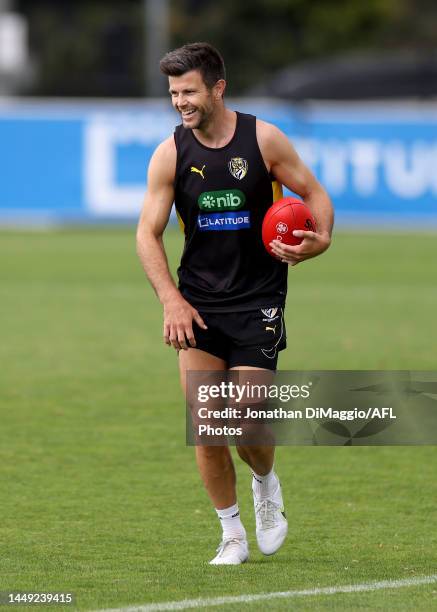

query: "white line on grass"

left=97, top=574, right=437, bottom=612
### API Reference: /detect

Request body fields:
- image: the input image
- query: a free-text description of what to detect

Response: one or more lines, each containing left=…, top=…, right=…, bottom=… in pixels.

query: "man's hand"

left=270, top=230, right=331, bottom=266
left=163, top=296, right=207, bottom=351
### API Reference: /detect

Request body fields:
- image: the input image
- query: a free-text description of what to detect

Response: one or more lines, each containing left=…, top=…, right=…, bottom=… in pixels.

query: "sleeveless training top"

left=174, top=111, right=287, bottom=312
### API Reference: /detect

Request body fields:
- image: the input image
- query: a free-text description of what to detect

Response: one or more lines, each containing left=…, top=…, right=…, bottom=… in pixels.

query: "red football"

left=262, top=197, right=317, bottom=257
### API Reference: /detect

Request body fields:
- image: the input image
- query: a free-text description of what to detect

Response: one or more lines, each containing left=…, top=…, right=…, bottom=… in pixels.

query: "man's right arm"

left=136, top=136, right=207, bottom=351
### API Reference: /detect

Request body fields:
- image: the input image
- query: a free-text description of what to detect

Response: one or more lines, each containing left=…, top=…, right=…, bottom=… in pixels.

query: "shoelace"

left=216, top=538, right=245, bottom=556
left=255, top=498, right=282, bottom=530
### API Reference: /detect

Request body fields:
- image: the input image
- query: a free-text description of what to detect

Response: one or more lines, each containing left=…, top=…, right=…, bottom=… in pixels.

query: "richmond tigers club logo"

left=228, top=157, right=248, bottom=180
left=261, top=308, right=278, bottom=321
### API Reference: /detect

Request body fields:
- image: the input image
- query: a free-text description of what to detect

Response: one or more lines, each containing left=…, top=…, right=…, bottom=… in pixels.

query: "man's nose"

left=176, top=93, right=187, bottom=107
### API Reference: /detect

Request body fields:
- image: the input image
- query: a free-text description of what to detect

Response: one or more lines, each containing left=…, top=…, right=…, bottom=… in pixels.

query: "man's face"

left=168, top=70, right=216, bottom=129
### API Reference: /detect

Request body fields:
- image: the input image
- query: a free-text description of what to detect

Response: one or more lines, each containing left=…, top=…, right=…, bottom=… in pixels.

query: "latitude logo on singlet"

left=198, top=189, right=246, bottom=211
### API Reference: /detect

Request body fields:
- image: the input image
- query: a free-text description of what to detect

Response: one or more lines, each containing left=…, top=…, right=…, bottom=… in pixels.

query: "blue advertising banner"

left=0, top=99, right=436, bottom=225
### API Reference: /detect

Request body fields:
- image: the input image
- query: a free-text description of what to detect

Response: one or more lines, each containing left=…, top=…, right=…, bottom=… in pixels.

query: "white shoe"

left=253, top=481, right=288, bottom=555
left=209, top=537, right=249, bottom=565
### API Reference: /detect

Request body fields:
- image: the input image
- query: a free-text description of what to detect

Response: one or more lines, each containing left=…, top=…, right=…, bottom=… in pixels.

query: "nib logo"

left=198, top=189, right=246, bottom=211
left=201, top=195, right=215, bottom=209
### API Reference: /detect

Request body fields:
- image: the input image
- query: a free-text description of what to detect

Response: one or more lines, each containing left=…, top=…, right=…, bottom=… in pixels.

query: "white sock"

left=215, top=503, right=246, bottom=541
left=252, top=468, right=278, bottom=498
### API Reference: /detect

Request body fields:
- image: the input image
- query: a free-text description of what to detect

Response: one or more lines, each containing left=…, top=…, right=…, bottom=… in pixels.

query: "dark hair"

left=160, top=42, right=226, bottom=88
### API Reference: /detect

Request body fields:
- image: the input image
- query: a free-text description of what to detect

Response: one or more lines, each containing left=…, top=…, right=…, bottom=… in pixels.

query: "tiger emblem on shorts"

left=228, top=157, right=248, bottom=180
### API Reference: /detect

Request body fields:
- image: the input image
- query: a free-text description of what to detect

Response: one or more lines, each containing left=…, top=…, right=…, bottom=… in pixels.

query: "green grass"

left=0, top=228, right=436, bottom=611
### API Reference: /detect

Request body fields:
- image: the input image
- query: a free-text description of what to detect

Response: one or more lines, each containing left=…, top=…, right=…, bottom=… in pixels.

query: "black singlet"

left=174, top=111, right=287, bottom=312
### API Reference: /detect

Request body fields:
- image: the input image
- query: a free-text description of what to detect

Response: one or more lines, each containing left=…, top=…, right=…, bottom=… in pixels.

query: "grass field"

left=0, top=227, right=436, bottom=611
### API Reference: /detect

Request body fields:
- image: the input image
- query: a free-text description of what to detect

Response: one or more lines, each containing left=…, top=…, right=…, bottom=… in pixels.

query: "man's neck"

left=192, top=108, right=237, bottom=149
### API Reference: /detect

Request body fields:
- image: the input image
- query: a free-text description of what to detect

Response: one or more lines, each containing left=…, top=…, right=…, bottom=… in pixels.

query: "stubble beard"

left=182, top=102, right=214, bottom=131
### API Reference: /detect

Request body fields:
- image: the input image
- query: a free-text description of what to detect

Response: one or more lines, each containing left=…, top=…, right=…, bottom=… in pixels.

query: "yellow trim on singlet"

left=176, top=209, right=185, bottom=232
left=272, top=180, right=283, bottom=202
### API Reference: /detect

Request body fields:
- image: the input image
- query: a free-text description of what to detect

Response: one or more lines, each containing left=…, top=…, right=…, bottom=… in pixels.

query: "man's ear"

left=213, top=79, right=226, bottom=100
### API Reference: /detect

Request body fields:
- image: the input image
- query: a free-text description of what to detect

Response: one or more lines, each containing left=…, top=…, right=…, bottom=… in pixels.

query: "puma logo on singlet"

left=190, top=164, right=206, bottom=179
left=265, top=326, right=276, bottom=333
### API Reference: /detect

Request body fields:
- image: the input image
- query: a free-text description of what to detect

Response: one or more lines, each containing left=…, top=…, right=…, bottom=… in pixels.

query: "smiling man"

left=136, top=42, right=334, bottom=565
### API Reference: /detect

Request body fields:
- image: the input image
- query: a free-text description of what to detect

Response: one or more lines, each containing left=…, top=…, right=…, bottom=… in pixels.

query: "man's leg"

left=179, top=348, right=248, bottom=564
left=231, top=366, right=288, bottom=556
left=230, top=365, right=275, bottom=473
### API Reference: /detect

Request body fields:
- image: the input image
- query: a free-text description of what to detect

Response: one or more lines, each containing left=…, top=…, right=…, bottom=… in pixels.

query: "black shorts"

left=193, top=307, right=286, bottom=370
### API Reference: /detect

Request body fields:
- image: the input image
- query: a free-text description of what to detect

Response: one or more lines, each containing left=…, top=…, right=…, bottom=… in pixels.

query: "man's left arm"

left=257, top=120, right=334, bottom=265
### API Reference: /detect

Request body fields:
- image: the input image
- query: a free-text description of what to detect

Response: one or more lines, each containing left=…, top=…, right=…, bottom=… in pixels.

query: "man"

left=136, top=42, right=333, bottom=565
